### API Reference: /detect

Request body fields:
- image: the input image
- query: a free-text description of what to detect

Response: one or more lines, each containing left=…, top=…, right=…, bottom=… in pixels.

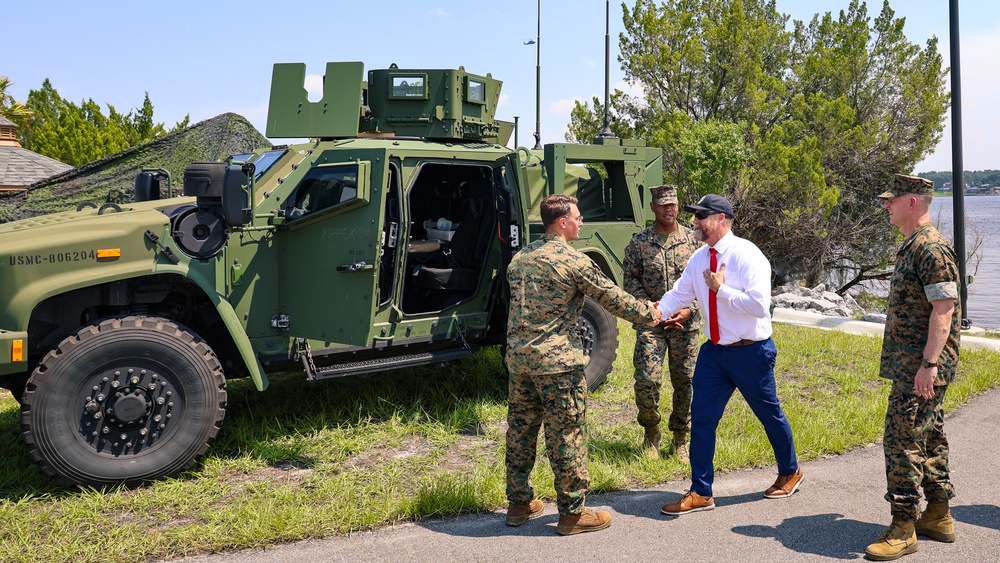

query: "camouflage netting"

left=0, top=113, right=270, bottom=224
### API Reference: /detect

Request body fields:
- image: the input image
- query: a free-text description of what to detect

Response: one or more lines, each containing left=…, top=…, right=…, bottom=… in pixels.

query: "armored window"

left=466, top=78, right=486, bottom=104
left=286, top=164, right=359, bottom=220
left=248, top=149, right=287, bottom=180
left=390, top=75, right=427, bottom=99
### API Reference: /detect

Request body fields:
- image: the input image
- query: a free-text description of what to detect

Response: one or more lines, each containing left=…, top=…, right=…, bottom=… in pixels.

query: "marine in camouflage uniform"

left=867, top=174, right=962, bottom=560
left=623, top=184, right=703, bottom=460
left=506, top=194, right=658, bottom=531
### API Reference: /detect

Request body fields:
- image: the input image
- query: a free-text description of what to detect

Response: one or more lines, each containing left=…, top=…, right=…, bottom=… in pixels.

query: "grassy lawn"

left=0, top=323, right=997, bottom=562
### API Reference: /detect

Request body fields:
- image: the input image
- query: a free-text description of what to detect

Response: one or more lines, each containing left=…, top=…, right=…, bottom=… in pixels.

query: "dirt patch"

left=342, top=433, right=497, bottom=475
left=342, top=435, right=432, bottom=472
left=435, top=435, right=496, bottom=473
left=218, top=459, right=314, bottom=488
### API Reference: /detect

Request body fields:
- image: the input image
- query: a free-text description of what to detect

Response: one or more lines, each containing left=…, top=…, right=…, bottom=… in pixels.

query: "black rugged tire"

left=20, top=316, right=227, bottom=487
left=577, top=297, right=619, bottom=390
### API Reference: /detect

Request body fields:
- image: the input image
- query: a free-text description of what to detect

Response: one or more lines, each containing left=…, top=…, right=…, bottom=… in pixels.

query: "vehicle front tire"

left=21, top=316, right=227, bottom=487
left=577, top=297, right=619, bottom=391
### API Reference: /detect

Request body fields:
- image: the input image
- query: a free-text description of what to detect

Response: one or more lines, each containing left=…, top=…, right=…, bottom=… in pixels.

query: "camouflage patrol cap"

left=878, top=174, right=935, bottom=199
left=650, top=184, right=679, bottom=205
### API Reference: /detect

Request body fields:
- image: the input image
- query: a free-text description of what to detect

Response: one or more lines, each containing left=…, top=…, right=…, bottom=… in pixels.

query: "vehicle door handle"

left=337, top=261, right=374, bottom=272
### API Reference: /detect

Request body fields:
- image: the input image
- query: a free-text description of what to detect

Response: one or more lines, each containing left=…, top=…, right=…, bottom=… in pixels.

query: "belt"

left=718, top=339, right=759, bottom=347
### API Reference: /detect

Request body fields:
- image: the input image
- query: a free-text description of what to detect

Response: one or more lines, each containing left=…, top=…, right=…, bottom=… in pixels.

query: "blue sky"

left=5, top=1, right=996, bottom=172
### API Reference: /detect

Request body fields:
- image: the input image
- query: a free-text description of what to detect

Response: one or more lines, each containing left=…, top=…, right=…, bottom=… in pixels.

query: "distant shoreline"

left=933, top=191, right=1000, bottom=197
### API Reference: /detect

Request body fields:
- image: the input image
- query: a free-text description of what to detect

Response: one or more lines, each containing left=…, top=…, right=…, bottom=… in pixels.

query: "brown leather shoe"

left=764, top=467, right=804, bottom=498
left=556, top=508, right=612, bottom=535
left=506, top=499, right=544, bottom=526
left=643, top=426, right=661, bottom=460
left=661, top=491, right=715, bottom=515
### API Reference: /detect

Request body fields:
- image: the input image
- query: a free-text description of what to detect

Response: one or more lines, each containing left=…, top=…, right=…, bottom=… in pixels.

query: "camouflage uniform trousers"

left=506, top=366, right=589, bottom=516
left=883, top=379, right=955, bottom=521
left=632, top=327, right=699, bottom=432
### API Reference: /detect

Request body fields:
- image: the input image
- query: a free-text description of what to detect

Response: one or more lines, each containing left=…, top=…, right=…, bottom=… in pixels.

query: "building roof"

left=0, top=145, right=73, bottom=190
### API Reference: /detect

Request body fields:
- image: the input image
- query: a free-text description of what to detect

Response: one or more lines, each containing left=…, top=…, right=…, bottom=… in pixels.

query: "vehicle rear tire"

left=577, top=297, right=618, bottom=390
left=21, top=316, right=227, bottom=487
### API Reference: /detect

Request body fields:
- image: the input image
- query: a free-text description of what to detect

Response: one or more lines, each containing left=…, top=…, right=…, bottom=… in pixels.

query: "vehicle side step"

left=303, top=348, right=476, bottom=381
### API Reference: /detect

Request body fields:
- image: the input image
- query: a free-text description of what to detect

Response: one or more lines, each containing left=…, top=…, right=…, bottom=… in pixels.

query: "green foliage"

left=675, top=120, right=749, bottom=201
left=18, top=79, right=189, bottom=167
left=570, top=0, right=949, bottom=289
left=0, top=76, right=33, bottom=124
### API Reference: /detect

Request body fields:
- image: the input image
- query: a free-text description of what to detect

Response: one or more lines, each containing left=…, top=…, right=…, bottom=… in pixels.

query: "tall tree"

left=567, top=0, right=948, bottom=290
left=0, top=76, right=34, bottom=125
left=20, top=80, right=189, bottom=167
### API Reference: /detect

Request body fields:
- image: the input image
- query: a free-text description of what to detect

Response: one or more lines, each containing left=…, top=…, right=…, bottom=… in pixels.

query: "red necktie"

left=709, top=247, right=720, bottom=344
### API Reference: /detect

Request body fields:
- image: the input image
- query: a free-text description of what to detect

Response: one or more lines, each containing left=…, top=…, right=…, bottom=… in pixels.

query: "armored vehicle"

left=0, top=61, right=662, bottom=486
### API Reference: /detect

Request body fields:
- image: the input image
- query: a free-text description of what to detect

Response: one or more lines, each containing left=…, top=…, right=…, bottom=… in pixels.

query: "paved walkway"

left=176, top=310, right=1000, bottom=562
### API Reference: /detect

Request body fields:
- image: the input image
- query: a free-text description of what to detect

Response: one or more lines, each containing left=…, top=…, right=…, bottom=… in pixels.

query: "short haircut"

left=540, top=194, right=579, bottom=228
left=917, top=194, right=934, bottom=207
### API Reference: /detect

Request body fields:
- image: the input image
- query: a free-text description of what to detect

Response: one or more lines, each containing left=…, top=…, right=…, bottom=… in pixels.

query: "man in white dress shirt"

left=657, top=194, right=802, bottom=516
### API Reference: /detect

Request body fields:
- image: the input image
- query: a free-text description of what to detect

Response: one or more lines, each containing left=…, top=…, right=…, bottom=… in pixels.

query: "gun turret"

left=266, top=62, right=512, bottom=144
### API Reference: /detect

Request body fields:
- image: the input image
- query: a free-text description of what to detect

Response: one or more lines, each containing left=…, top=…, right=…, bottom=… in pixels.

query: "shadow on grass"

left=0, top=348, right=508, bottom=500
left=588, top=438, right=644, bottom=462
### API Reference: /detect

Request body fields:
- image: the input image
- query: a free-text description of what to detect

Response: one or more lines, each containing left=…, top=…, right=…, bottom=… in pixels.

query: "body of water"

left=930, top=195, right=1000, bottom=329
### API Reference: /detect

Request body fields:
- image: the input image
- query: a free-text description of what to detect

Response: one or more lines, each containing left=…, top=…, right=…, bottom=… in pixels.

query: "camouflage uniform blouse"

left=881, top=224, right=961, bottom=384
left=623, top=225, right=704, bottom=331
left=506, top=233, right=657, bottom=375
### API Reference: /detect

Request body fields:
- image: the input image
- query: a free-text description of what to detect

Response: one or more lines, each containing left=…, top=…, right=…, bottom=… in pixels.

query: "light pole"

left=949, top=0, right=970, bottom=328
left=528, top=0, right=541, bottom=150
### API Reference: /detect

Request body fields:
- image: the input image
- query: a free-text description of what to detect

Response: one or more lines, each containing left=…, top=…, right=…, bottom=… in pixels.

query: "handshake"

left=646, top=301, right=662, bottom=327
left=645, top=301, right=689, bottom=330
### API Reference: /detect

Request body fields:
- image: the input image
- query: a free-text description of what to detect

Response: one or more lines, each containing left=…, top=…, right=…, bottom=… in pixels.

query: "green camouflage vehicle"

left=0, top=61, right=662, bottom=486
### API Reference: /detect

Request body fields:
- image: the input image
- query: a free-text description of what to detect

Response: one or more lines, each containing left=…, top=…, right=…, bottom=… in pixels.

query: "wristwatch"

left=921, top=358, right=939, bottom=369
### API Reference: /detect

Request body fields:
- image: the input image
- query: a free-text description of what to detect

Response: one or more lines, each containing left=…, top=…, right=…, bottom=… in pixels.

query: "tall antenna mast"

left=596, top=0, right=616, bottom=139
left=532, top=0, right=542, bottom=149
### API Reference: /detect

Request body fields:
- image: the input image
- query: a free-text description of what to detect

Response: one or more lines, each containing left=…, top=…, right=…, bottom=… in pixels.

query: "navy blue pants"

left=689, top=338, right=798, bottom=497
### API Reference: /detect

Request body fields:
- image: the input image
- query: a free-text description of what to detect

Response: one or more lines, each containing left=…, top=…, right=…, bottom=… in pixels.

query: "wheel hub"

left=78, top=367, right=179, bottom=454
left=107, top=390, right=150, bottom=426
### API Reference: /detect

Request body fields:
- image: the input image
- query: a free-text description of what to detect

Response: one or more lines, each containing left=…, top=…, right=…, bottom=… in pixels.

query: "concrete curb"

left=772, top=307, right=1000, bottom=353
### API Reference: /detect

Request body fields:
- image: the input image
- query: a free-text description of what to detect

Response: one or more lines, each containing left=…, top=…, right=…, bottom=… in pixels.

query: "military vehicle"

left=0, top=61, right=662, bottom=486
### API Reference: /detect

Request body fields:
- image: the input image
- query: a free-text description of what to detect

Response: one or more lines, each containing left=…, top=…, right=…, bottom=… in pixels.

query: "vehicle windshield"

left=230, top=149, right=287, bottom=181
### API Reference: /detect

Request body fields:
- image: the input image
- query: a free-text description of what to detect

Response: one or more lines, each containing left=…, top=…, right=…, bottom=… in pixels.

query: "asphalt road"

left=174, top=385, right=1000, bottom=563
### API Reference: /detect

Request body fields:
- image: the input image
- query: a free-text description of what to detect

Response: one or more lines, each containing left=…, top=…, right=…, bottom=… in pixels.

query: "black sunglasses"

left=694, top=210, right=721, bottom=220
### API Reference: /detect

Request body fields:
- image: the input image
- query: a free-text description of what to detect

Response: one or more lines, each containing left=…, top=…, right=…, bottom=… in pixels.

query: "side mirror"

left=134, top=169, right=170, bottom=202
left=221, top=165, right=250, bottom=227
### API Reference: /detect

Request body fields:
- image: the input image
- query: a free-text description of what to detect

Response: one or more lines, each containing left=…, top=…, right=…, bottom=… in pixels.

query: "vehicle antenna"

left=597, top=0, right=616, bottom=139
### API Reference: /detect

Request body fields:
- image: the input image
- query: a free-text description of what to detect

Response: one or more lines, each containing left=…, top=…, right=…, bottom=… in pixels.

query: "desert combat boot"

left=865, top=518, right=918, bottom=561
left=915, top=501, right=956, bottom=542
left=556, top=509, right=612, bottom=535
left=506, top=499, right=544, bottom=526
left=672, top=431, right=689, bottom=463
left=642, top=426, right=661, bottom=460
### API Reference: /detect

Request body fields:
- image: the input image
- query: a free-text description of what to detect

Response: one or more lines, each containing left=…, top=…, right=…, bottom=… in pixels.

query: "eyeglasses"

left=694, top=210, right=720, bottom=220
left=563, top=214, right=584, bottom=224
